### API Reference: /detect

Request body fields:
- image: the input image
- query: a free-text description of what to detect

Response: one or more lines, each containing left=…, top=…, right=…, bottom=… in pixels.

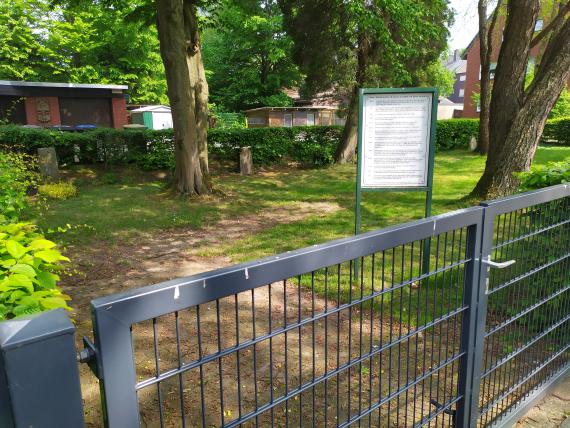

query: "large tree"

left=202, top=0, right=301, bottom=111
left=156, top=0, right=210, bottom=194
left=472, top=0, right=570, bottom=198
left=279, top=0, right=453, bottom=163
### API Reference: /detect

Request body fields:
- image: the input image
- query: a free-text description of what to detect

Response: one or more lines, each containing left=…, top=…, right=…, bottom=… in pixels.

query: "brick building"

left=462, top=10, right=570, bottom=118
left=0, top=81, right=129, bottom=129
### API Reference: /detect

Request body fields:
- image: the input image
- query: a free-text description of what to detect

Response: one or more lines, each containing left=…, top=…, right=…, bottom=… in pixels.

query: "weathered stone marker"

left=240, top=146, right=252, bottom=175
left=469, top=136, right=478, bottom=152
left=37, top=147, right=59, bottom=181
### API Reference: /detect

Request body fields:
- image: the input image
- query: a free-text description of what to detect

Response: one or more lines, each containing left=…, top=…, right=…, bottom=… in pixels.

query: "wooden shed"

left=0, top=80, right=128, bottom=128
left=130, top=105, right=173, bottom=129
left=244, top=106, right=345, bottom=128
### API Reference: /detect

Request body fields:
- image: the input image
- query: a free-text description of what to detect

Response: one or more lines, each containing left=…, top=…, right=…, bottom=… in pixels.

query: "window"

left=283, top=113, right=292, bottom=127
left=490, top=62, right=497, bottom=79
left=459, top=74, right=466, bottom=82
left=247, top=116, right=266, bottom=126
left=307, top=113, right=315, bottom=126
left=459, top=89, right=465, bottom=98
left=479, top=63, right=497, bottom=80
left=476, top=102, right=481, bottom=113
left=535, top=19, right=543, bottom=32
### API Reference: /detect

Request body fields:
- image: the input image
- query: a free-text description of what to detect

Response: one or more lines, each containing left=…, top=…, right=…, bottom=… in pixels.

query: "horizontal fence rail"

left=91, top=208, right=484, bottom=428
left=82, top=184, right=570, bottom=428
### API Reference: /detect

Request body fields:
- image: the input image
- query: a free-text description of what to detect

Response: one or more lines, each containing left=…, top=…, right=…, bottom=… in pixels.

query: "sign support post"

left=354, top=87, right=438, bottom=279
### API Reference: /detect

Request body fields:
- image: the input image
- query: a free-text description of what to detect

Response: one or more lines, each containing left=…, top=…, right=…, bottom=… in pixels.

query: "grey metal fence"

left=472, top=185, right=570, bottom=427
left=1, top=184, right=569, bottom=428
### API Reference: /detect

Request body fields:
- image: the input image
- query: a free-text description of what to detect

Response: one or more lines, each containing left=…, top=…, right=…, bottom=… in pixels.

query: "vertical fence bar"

left=455, top=217, right=484, bottom=428
left=92, top=305, right=140, bottom=428
left=464, top=202, right=497, bottom=427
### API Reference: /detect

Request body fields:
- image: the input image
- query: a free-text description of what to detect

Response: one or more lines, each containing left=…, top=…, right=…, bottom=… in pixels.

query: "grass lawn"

left=36, top=146, right=570, bottom=263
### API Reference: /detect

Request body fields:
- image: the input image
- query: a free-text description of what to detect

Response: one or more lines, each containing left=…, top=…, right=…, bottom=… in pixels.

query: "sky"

left=447, top=0, right=480, bottom=51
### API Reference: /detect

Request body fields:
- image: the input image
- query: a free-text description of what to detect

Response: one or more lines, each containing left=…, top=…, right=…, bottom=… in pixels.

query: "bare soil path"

left=62, top=202, right=341, bottom=426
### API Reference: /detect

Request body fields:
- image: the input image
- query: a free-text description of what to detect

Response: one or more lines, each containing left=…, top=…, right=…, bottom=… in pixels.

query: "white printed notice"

left=360, top=93, right=432, bottom=188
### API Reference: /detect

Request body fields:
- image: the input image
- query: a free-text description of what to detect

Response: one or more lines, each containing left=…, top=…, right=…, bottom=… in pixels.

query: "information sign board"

left=360, top=92, right=433, bottom=189
left=354, top=88, right=437, bottom=279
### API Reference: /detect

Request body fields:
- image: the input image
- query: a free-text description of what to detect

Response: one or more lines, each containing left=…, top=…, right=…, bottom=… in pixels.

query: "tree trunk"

left=471, top=11, right=570, bottom=198
left=335, top=35, right=370, bottom=164
left=156, top=0, right=210, bottom=195
left=335, top=86, right=359, bottom=163
left=477, top=0, right=502, bottom=154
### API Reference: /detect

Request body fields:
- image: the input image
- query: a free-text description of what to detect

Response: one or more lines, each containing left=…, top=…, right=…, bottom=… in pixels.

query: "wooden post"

left=240, top=146, right=252, bottom=175
left=37, top=147, right=59, bottom=181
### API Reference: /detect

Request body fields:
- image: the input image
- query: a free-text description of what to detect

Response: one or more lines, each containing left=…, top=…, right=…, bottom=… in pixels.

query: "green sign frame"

left=354, top=87, right=438, bottom=277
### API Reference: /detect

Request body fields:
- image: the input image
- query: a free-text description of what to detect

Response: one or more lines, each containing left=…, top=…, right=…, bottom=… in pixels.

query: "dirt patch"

left=64, top=201, right=341, bottom=426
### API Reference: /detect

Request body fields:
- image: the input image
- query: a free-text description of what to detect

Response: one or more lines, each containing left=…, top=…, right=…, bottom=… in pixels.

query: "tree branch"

left=530, top=1, right=570, bottom=49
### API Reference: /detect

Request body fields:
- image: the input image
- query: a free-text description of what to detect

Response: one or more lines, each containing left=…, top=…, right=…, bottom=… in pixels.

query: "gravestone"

left=240, top=147, right=252, bottom=175
left=37, top=147, right=59, bottom=181
left=469, top=136, right=478, bottom=152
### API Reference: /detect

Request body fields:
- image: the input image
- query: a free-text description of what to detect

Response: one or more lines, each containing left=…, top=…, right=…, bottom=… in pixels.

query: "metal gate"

left=2, top=185, right=568, bottom=427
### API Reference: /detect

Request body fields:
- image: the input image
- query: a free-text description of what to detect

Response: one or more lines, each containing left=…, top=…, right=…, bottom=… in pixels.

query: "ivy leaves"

left=0, top=222, right=71, bottom=321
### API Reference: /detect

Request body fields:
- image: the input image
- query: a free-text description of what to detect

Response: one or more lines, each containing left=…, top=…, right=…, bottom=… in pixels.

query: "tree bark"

left=335, top=35, right=370, bottom=164
left=477, top=0, right=502, bottom=154
left=471, top=6, right=570, bottom=198
left=156, top=0, right=210, bottom=195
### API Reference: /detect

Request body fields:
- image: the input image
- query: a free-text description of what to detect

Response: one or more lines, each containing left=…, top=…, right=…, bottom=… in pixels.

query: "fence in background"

left=0, top=184, right=569, bottom=428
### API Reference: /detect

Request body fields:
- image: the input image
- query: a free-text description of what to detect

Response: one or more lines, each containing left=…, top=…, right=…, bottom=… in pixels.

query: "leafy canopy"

left=202, top=0, right=301, bottom=111
left=0, top=0, right=167, bottom=104
left=279, top=0, right=453, bottom=95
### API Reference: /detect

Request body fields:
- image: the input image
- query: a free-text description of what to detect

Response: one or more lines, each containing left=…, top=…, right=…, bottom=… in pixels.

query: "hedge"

left=1, top=117, right=567, bottom=169
left=542, top=117, right=570, bottom=145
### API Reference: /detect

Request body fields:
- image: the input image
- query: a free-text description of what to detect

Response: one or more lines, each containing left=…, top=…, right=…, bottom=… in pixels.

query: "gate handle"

left=481, top=256, right=516, bottom=269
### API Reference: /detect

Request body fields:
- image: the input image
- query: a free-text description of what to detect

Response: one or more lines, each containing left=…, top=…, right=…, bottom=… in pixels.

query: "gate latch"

left=77, top=336, right=100, bottom=379
left=481, top=255, right=516, bottom=269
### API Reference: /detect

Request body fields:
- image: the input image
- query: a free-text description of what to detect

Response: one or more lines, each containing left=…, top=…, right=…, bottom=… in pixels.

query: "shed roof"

left=130, top=105, right=171, bottom=113
left=244, top=106, right=337, bottom=113
left=0, top=80, right=128, bottom=91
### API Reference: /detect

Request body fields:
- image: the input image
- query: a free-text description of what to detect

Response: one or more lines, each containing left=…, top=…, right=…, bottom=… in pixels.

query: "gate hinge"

left=430, top=399, right=456, bottom=427
left=77, top=336, right=100, bottom=379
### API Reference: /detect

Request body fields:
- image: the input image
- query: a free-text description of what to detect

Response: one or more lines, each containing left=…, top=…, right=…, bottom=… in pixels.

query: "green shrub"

left=136, top=137, right=175, bottom=170
left=1, top=116, right=567, bottom=171
left=541, top=117, right=570, bottom=145
left=38, top=182, right=78, bottom=200
left=0, top=151, right=38, bottom=222
left=435, top=119, right=479, bottom=150
left=0, top=221, right=71, bottom=320
left=518, top=160, right=570, bottom=191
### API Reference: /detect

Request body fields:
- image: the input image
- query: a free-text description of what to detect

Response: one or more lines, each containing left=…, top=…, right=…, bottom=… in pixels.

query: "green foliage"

left=209, top=126, right=340, bottom=166
left=2, top=117, right=568, bottom=171
left=549, top=90, right=570, bottom=119
left=0, top=151, right=38, bottom=222
left=136, top=138, right=175, bottom=171
left=436, top=119, right=480, bottom=150
left=542, top=117, right=570, bottom=145
left=0, top=0, right=167, bottom=104
left=413, top=59, right=456, bottom=98
left=517, top=160, right=570, bottom=191
left=202, top=0, right=301, bottom=111
left=0, top=221, right=71, bottom=320
left=38, top=182, right=78, bottom=200
left=280, top=0, right=453, bottom=96
left=0, top=150, right=71, bottom=321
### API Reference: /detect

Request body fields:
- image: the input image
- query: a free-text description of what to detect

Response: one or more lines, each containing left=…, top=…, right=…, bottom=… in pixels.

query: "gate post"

left=0, top=309, right=85, bottom=427
left=454, top=215, right=485, bottom=427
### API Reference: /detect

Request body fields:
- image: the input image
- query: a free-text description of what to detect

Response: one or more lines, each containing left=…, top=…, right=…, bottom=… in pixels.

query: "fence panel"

left=474, top=184, right=570, bottom=427
left=91, top=208, right=484, bottom=428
